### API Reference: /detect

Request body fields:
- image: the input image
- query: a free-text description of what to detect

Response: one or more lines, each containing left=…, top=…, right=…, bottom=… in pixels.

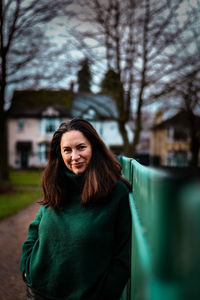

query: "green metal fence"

left=119, top=156, right=200, bottom=300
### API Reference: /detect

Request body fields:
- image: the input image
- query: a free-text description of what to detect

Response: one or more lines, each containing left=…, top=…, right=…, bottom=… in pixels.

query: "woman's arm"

left=100, top=193, right=132, bottom=300
left=20, top=206, right=43, bottom=280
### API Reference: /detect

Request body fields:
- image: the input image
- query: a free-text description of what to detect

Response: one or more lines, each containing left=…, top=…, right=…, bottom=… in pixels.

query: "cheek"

left=62, top=153, right=70, bottom=164
left=87, top=149, right=92, bottom=162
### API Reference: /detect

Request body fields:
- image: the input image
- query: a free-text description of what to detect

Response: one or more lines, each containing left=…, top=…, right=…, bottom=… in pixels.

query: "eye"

left=64, top=147, right=71, bottom=153
left=78, top=145, right=86, bottom=150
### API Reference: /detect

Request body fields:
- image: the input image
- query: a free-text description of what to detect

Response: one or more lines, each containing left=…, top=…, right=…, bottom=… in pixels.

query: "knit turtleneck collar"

left=64, top=167, right=85, bottom=192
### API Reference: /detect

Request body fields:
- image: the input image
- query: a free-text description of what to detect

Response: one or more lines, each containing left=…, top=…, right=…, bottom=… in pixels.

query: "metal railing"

left=119, top=156, right=200, bottom=300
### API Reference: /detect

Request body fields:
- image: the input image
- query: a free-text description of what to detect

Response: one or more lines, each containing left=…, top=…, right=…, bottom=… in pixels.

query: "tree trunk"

left=132, top=97, right=142, bottom=155
left=132, top=0, right=149, bottom=156
left=118, top=121, right=133, bottom=156
left=0, top=88, right=9, bottom=186
left=0, top=49, right=9, bottom=187
left=0, top=2, right=9, bottom=189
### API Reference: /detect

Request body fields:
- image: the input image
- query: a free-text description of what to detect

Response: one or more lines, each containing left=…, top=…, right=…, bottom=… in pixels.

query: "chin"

left=73, top=168, right=85, bottom=174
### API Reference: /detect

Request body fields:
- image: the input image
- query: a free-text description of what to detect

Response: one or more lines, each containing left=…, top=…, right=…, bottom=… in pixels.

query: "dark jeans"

left=26, top=286, right=51, bottom=300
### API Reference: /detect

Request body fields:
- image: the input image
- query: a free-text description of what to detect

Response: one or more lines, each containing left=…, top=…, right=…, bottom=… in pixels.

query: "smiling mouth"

left=73, top=162, right=84, bottom=167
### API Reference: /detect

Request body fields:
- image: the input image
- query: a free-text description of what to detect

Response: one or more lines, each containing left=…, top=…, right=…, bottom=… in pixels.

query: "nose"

left=72, top=150, right=80, bottom=161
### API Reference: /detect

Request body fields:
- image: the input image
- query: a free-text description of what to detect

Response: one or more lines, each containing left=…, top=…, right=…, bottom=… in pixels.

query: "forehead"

left=60, top=130, right=89, bottom=146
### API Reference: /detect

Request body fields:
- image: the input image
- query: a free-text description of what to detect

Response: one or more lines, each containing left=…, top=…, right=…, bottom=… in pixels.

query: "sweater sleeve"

left=20, top=206, right=43, bottom=281
left=100, top=192, right=132, bottom=300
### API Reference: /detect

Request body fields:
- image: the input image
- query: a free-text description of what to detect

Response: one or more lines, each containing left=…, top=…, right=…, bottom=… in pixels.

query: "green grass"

left=0, top=170, right=43, bottom=220
left=0, top=189, right=42, bottom=220
left=10, top=169, right=43, bottom=186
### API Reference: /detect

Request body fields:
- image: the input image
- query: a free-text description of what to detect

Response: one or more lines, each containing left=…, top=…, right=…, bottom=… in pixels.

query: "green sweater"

left=20, top=170, right=131, bottom=300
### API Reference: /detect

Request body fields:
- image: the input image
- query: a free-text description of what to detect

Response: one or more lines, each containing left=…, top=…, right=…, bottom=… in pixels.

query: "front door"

left=20, top=149, right=29, bottom=168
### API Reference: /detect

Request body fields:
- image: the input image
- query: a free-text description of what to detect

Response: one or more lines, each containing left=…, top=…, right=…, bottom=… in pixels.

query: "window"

left=38, top=143, right=50, bottom=163
left=167, top=127, right=173, bottom=140
left=46, top=119, right=56, bottom=133
left=167, top=127, right=188, bottom=141
left=40, top=118, right=60, bottom=135
left=167, top=151, right=188, bottom=166
left=173, top=127, right=188, bottom=141
left=18, top=119, right=24, bottom=131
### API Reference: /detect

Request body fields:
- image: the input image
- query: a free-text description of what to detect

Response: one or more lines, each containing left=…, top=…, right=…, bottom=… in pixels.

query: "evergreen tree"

left=77, top=58, right=92, bottom=93
left=101, top=69, right=123, bottom=96
left=101, top=69, right=125, bottom=118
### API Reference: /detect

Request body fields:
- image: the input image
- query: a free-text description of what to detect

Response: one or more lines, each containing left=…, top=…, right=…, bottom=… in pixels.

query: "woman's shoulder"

left=114, top=178, right=131, bottom=197
left=109, top=179, right=131, bottom=211
left=36, top=204, right=49, bottom=216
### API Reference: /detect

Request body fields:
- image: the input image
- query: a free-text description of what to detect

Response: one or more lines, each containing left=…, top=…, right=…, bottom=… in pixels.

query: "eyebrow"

left=62, top=143, right=86, bottom=149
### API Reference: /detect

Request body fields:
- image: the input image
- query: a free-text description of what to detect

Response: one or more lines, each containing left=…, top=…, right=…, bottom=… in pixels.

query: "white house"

left=7, top=90, right=72, bottom=168
left=7, top=89, right=133, bottom=169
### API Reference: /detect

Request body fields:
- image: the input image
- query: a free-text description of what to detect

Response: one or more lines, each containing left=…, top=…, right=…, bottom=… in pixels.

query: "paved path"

left=0, top=202, right=40, bottom=300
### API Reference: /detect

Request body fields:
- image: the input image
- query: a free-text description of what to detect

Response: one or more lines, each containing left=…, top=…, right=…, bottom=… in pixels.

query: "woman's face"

left=60, top=130, right=92, bottom=174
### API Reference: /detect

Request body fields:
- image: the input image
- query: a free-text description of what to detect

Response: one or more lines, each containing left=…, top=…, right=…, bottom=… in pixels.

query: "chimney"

left=70, top=81, right=74, bottom=93
left=153, top=109, right=163, bottom=125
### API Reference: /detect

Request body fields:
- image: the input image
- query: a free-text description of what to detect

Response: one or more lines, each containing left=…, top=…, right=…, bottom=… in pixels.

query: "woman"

left=20, top=118, right=132, bottom=300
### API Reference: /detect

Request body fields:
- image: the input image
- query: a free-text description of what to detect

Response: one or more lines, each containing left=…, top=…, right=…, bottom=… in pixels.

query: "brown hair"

left=40, top=117, right=130, bottom=208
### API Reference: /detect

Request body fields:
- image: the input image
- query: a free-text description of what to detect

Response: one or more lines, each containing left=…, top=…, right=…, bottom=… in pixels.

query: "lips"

left=73, top=162, right=84, bottom=168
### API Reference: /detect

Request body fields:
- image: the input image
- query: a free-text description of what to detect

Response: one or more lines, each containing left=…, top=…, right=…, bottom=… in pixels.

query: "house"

left=135, top=110, right=153, bottom=154
left=7, top=89, right=133, bottom=169
left=7, top=89, right=72, bottom=168
left=150, top=111, right=200, bottom=166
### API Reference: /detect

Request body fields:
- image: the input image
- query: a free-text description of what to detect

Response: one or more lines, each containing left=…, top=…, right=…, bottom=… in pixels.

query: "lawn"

left=10, top=169, right=43, bottom=186
left=0, top=189, right=42, bottom=220
left=0, top=170, right=43, bottom=220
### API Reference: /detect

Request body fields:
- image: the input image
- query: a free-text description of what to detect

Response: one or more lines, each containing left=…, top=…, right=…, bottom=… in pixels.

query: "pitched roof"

left=7, top=89, right=73, bottom=118
left=71, top=93, right=118, bottom=120
left=7, top=90, right=118, bottom=121
left=152, top=111, right=200, bottom=130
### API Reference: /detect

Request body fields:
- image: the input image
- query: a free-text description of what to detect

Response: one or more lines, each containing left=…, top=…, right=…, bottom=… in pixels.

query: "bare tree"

left=150, top=67, right=200, bottom=166
left=148, top=1, right=200, bottom=167
left=62, top=0, right=200, bottom=156
left=0, top=0, right=72, bottom=187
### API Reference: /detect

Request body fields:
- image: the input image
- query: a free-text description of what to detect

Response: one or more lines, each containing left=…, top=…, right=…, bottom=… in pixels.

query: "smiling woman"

left=60, top=130, right=92, bottom=174
left=20, top=117, right=132, bottom=300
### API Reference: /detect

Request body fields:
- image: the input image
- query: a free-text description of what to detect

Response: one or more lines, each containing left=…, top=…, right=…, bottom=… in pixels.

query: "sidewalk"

left=0, top=201, right=40, bottom=300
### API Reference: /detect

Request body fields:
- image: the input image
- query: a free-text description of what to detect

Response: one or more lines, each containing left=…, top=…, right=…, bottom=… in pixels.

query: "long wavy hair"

left=40, top=117, right=130, bottom=208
